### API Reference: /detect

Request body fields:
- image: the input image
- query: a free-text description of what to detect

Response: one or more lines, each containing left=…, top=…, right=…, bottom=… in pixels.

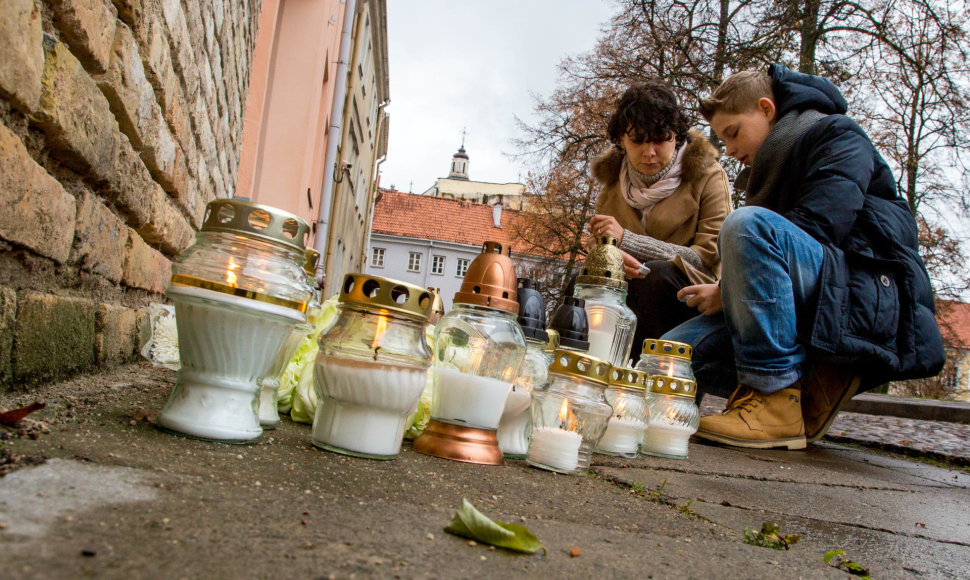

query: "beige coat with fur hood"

left=592, top=130, right=731, bottom=285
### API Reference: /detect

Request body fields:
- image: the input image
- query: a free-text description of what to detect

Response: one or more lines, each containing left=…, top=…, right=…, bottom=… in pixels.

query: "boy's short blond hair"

left=699, top=71, right=773, bottom=121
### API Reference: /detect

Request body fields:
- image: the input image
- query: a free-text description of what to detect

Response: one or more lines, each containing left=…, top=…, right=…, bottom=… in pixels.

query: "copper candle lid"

left=412, top=420, right=505, bottom=465
left=577, top=235, right=627, bottom=290
left=453, top=241, right=519, bottom=313
left=641, top=339, right=693, bottom=360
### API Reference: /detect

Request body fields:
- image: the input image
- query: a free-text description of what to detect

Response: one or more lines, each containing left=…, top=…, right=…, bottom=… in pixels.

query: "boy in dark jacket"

left=662, top=64, right=945, bottom=450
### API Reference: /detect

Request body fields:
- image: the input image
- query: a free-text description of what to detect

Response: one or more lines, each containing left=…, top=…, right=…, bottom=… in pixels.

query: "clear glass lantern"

left=595, top=367, right=650, bottom=458
left=158, top=199, right=313, bottom=443
left=413, top=241, right=527, bottom=465
left=258, top=248, right=322, bottom=429
left=527, top=349, right=613, bottom=475
left=635, top=339, right=695, bottom=381
left=310, top=274, right=434, bottom=459
left=498, top=278, right=551, bottom=458
left=574, top=236, right=637, bottom=366
left=641, top=374, right=700, bottom=459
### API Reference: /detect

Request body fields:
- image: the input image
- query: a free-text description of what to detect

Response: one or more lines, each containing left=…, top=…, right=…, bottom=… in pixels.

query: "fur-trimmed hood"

left=591, top=130, right=720, bottom=189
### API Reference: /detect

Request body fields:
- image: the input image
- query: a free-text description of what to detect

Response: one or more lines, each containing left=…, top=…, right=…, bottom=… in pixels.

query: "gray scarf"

left=736, top=109, right=827, bottom=208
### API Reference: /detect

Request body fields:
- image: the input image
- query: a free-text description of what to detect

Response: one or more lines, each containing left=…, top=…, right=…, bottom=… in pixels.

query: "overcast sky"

left=380, top=1, right=616, bottom=193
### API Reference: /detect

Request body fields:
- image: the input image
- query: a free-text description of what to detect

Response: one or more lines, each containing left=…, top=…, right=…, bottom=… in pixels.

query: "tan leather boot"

left=802, top=363, right=861, bottom=443
left=696, top=385, right=806, bottom=450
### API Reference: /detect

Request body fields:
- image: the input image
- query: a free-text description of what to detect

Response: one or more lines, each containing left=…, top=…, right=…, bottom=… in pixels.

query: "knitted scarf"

left=737, top=109, right=826, bottom=208
left=619, top=143, right=687, bottom=227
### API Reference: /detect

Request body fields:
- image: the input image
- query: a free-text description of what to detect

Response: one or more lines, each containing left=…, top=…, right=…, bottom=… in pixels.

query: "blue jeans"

left=662, top=207, right=824, bottom=397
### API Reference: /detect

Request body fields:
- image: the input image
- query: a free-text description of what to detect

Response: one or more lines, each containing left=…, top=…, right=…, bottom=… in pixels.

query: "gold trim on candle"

left=170, top=274, right=309, bottom=313
left=339, top=273, right=433, bottom=322
left=640, top=339, right=693, bottom=360
left=647, top=375, right=697, bottom=399
left=549, top=349, right=612, bottom=386
left=608, top=367, right=649, bottom=393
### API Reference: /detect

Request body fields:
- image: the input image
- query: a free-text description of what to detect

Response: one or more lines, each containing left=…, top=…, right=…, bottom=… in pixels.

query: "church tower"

left=448, top=129, right=470, bottom=180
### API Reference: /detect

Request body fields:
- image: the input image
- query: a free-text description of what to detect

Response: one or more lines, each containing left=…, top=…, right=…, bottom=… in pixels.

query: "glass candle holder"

left=310, top=274, right=434, bottom=459
left=158, top=199, right=312, bottom=443
left=413, top=241, right=527, bottom=465
left=635, top=339, right=695, bottom=381
left=575, top=236, right=637, bottom=366
left=641, top=375, right=700, bottom=459
left=595, top=367, right=650, bottom=458
left=258, top=248, right=321, bottom=429
left=498, top=279, right=550, bottom=458
left=527, top=349, right=612, bottom=475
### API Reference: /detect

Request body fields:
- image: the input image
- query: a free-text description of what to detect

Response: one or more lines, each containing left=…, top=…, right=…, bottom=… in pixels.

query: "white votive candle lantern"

left=641, top=374, right=700, bottom=460
left=596, top=367, right=650, bottom=458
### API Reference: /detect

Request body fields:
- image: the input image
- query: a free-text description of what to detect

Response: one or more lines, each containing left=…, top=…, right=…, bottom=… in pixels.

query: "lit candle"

left=527, top=399, right=582, bottom=472
left=496, top=387, right=532, bottom=456
left=432, top=366, right=512, bottom=429
left=311, top=357, right=428, bottom=458
left=597, top=416, right=647, bottom=456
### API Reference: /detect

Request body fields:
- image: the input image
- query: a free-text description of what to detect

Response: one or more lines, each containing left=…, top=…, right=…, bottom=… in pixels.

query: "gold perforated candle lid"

left=303, top=248, right=320, bottom=277
left=608, top=367, right=648, bottom=393
left=549, top=348, right=612, bottom=386
left=641, top=339, right=693, bottom=360
left=453, top=241, right=519, bottom=313
left=201, top=198, right=310, bottom=253
left=577, top=235, right=627, bottom=290
left=338, top=274, right=433, bottom=322
left=648, top=375, right=697, bottom=399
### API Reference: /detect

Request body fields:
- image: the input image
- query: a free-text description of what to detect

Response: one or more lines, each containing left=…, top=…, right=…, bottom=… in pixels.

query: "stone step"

left=844, top=393, right=970, bottom=423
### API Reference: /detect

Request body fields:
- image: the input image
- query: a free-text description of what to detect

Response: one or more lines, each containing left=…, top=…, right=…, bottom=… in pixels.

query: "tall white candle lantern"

left=310, top=274, right=434, bottom=459
left=158, top=199, right=313, bottom=443
left=413, top=241, right=527, bottom=465
left=527, top=349, right=613, bottom=475
left=595, top=367, right=650, bottom=458
left=497, top=278, right=552, bottom=458
left=574, top=236, right=637, bottom=366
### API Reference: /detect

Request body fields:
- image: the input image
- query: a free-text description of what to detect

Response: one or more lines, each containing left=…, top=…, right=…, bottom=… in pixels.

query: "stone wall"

left=0, top=0, right=261, bottom=386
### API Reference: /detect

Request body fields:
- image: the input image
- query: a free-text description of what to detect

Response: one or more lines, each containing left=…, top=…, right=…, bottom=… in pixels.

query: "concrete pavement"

left=1, top=362, right=968, bottom=578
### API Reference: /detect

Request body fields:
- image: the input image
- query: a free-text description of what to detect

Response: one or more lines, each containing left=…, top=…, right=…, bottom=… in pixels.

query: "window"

left=431, top=255, right=445, bottom=275
left=408, top=252, right=422, bottom=272
left=371, top=247, right=385, bottom=268
left=456, top=258, right=470, bottom=277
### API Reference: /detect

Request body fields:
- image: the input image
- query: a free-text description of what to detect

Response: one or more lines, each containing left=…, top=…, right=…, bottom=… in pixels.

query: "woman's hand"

left=621, top=250, right=646, bottom=279
left=588, top=214, right=624, bottom=244
left=677, top=284, right=722, bottom=315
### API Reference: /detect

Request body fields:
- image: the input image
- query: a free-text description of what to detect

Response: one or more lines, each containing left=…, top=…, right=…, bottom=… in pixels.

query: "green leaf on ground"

left=743, top=522, right=800, bottom=551
left=824, top=549, right=871, bottom=578
left=444, top=499, right=545, bottom=554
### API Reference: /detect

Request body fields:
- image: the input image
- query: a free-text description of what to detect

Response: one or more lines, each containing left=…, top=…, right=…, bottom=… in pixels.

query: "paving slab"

left=0, top=362, right=967, bottom=579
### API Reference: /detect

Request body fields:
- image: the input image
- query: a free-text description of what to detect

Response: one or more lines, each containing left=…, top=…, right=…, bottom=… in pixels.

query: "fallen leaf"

left=569, top=546, right=581, bottom=557
left=444, top=499, right=545, bottom=554
left=0, top=402, right=46, bottom=426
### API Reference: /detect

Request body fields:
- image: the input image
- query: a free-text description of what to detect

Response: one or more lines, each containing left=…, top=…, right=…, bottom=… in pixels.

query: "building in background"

left=366, top=189, right=548, bottom=311
left=236, top=0, right=388, bottom=297
left=418, top=142, right=528, bottom=210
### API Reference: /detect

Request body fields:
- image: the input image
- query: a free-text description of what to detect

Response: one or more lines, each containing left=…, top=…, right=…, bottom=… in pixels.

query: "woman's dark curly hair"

left=606, top=81, right=689, bottom=147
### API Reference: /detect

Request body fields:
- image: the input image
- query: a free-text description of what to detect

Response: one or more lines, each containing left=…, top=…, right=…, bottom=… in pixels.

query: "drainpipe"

left=313, top=0, right=358, bottom=282
left=361, top=100, right=389, bottom=268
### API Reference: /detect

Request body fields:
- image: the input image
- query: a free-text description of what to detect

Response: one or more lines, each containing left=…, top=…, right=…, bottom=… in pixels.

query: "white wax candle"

left=528, top=426, right=582, bottom=472
left=641, top=422, right=693, bottom=458
left=596, top=417, right=647, bottom=455
left=258, top=382, right=280, bottom=428
left=433, top=367, right=512, bottom=429
left=586, top=328, right=616, bottom=364
left=311, top=357, right=427, bottom=458
left=497, top=389, right=532, bottom=456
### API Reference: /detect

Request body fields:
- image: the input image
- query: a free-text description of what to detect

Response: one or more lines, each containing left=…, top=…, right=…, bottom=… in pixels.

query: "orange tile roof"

left=938, top=300, right=970, bottom=349
left=372, top=189, right=536, bottom=254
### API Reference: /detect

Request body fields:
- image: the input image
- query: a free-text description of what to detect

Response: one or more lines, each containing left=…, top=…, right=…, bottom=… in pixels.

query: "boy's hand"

left=678, top=284, right=722, bottom=315
left=621, top=250, right=646, bottom=279
left=588, top=215, right=624, bottom=244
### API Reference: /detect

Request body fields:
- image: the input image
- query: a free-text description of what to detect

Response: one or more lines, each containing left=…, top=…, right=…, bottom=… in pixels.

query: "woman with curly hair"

left=588, top=81, right=732, bottom=350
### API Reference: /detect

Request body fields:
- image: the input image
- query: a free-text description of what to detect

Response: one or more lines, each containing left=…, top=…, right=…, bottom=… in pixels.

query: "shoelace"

left=723, top=386, right=761, bottom=414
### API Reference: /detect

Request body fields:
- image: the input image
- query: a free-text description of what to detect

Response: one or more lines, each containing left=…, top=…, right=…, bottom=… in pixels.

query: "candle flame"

left=590, top=311, right=603, bottom=327
left=372, top=314, right=388, bottom=350
left=226, top=257, right=239, bottom=288
left=666, top=365, right=675, bottom=378
left=557, top=398, right=579, bottom=431
left=614, top=398, right=627, bottom=416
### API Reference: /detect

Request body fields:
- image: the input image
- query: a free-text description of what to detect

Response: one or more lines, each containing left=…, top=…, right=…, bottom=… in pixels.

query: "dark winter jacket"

left=757, top=64, right=944, bottom=388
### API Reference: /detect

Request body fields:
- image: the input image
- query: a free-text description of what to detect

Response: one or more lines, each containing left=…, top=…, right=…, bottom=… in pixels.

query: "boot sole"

left=694, top=430, right=807, bottom=450
left=805, top=374, right=862, bottom=444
